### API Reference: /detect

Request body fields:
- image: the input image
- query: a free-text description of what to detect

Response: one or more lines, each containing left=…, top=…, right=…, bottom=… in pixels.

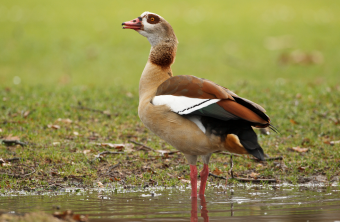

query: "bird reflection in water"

left=191, top=192, right=234, bottom=221
left=191, top=195, right=209, bottom=222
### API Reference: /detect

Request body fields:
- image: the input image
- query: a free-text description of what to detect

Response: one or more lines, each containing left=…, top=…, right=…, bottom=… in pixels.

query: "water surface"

left=1, top=185, right=340, bottom=221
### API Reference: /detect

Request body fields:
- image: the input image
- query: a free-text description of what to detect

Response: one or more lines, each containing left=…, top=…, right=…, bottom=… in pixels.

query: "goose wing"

left=152, top=75, right=270, bottom=127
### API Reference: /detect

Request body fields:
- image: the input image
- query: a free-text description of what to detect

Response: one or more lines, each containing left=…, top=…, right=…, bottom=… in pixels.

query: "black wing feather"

left=201, top=117, right=265, bottom=161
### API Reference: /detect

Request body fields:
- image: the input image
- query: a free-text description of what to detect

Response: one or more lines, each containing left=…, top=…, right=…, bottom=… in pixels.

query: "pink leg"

left=199, top=164, right=209, bottom=196
left=190, top=164, right=198, bottom=198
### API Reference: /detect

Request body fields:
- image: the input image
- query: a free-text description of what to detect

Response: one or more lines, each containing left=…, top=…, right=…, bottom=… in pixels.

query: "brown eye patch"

left=147, top=14, right=160, bottom=24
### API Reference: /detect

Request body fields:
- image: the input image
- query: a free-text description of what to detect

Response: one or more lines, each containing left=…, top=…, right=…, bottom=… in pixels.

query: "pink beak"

left=122, top=16, right=143, bottom=31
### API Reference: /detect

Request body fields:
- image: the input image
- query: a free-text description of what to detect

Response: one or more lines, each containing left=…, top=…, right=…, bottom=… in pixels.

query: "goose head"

left=122, top=12, right=177, bottom=47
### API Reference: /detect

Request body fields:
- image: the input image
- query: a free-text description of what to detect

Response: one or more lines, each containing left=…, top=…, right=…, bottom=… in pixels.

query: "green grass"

left=0, top=0, right=340, bottom=190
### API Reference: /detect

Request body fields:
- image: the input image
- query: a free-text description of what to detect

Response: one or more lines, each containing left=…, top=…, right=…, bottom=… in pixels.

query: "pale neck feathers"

left=139, top=27, right=178, bottom=101
left=139, top=61, right=172, bottom=101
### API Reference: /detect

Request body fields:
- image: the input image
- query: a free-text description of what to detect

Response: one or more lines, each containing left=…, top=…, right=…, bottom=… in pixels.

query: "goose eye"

left=147, top=14, right=160, bottom=24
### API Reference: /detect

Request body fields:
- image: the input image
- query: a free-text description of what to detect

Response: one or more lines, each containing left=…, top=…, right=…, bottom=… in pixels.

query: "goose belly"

left=138, top=103, right=220, bottom=155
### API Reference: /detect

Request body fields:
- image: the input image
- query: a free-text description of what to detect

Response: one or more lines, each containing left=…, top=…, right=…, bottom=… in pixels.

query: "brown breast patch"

left=149, top=43, right=176, bottom=68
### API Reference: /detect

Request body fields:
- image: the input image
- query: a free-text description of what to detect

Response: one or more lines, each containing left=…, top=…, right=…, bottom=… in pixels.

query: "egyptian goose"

left=122, top=12, right=272, bottom=198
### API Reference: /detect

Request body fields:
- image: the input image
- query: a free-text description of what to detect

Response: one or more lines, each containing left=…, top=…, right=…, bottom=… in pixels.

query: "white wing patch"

left=185, top=115, right=206, bottom=133
left=152, top=95, right=220, bottom=115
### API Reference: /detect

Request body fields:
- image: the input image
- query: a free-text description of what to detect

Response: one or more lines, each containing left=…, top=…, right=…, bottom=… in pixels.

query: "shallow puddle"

left=1, top=185, right=340, bottom=221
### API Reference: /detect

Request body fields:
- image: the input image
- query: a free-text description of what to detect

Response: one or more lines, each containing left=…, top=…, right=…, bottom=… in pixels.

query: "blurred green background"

left=1, top=0, right=339, bottom=90
left=1, top=0, right=340, bottom=189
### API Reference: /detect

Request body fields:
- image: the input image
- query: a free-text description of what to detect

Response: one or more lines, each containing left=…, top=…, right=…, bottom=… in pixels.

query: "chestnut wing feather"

left=222, top=86, right=270, bottom=123
left=156, top=75, right=234, bottom=100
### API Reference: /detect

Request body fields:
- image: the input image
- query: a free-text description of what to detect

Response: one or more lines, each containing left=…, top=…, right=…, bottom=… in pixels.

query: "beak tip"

left=121, top=22, right=125, bottom=26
